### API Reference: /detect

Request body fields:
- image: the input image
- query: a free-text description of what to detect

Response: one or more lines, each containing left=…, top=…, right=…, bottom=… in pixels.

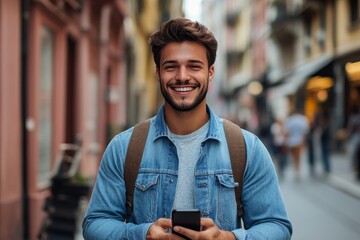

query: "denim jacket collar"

left=152, top=104, right=222, bottom=142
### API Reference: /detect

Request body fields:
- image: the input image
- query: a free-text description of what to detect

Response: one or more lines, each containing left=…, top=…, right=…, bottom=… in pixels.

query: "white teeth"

left=174, top=87, right=193, bottom=92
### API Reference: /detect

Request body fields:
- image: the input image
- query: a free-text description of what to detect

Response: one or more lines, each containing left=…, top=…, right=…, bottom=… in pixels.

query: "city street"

left=279, top=154, right=360, bottom=240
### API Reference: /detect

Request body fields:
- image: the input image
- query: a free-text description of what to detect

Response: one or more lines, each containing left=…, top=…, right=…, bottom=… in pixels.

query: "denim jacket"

left=83, top=105, right=292, bottom=240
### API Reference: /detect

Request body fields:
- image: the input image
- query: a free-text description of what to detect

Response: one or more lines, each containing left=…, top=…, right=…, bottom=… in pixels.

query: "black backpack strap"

left=223, top=119, right=247, bottom=219
left=124, top=119, right=150, bottom=219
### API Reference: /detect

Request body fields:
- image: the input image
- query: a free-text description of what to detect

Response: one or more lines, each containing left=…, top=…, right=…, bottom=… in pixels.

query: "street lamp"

left=247, top=81, right=263, bottom=96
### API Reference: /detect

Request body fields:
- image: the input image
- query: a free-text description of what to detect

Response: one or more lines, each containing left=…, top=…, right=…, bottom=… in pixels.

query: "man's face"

left=157, top=41, right=214, bottom=112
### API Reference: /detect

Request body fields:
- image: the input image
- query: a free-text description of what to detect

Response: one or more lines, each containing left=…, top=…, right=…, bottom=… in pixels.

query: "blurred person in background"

left=307, top=115, right=316, bottom=176
left=308, top=110, right=331, bottom=176
left=318, top=110, right=331, bottom=174
left=347, top=104, right=360, bottom=181
left=82, top=18, right=292, bottom=240
left=271, top=118, right=288, bottom=180
left=258, top=114, right=273, bottom=150
left=284, top=109, right=310, bottom=180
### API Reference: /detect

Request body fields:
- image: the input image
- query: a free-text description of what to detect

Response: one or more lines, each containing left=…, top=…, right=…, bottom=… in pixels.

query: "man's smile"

left=172, top=86, right=196, bottom=94
left=174, top=86, right=193, bottom=92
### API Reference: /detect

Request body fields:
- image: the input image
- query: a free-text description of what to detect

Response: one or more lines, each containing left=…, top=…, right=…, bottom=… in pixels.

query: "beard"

left=159, top=79, right=209, bottom=112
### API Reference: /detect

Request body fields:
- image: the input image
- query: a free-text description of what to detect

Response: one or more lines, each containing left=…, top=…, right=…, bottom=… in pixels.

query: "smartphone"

left=171, top=209, right=201, bottom=240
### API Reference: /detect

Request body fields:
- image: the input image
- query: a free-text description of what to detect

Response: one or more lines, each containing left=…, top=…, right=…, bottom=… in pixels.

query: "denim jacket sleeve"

left=82, top=129, right=152, bottom=240
left=232, top=130, right=292, bottom=240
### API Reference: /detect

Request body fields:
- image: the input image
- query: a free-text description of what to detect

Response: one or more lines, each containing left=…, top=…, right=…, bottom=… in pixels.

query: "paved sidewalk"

left=325, top=153, right=360, bottom=200
left=75, top=199, right=88, bottom=240
left=285, top=149, right=360, bottom=200
left=276, top=148, right=360, bottom=200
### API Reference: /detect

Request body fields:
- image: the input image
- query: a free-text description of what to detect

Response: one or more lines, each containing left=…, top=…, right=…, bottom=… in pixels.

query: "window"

left=318, top=8, right=326, bottom=50
left=38, top=26, right=55, bottom=187
left=349, top=0, right=360, bottom=25
left=304, top=19, right=312, bottom=55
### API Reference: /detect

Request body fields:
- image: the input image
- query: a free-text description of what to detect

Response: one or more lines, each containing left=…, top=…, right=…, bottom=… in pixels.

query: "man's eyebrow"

left=188, top=59, right=204, bottom=65
left=161, top=59, right=205, bottom=66
left=161, top=60, right=178, bottom=66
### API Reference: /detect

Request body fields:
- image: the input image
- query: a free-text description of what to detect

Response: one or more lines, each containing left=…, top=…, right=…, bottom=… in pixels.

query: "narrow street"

left=279, top=154, right=360, bottom=240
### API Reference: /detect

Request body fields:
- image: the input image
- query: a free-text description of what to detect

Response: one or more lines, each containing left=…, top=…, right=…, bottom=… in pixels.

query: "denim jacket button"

left=197, top=182, right=207, bottom=188
left=169, top=179, right=174, bottom=183
left=201, top=212, right=209, bottom=217
left=141, top=184, right=146, bottom=190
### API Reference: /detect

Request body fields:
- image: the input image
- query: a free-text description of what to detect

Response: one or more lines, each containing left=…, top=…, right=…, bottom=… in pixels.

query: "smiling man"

left=83, top=18, right=292, bottom=240
left=158, top=41, right=211, bottom=113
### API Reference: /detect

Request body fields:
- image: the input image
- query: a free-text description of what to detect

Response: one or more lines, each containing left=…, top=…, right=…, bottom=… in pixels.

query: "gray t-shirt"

left=168, top=122, right=209, bottom=210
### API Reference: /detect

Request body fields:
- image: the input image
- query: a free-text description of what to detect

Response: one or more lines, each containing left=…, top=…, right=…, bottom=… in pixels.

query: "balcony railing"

left=299, top=0, right=323, bottom=18
left=269, top=1, right=299, bottom=43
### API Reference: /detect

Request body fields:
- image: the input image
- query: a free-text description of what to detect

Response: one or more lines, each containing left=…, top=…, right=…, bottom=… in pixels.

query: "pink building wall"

left=0, top=0, right=23, bottom=239
left=0, top=0, right=128, bottom=239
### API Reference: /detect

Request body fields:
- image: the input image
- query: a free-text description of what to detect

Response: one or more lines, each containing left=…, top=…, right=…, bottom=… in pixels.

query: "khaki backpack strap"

left=124, top=119, right=150, bottom=219
left=223, top=119, right=246, bottom=219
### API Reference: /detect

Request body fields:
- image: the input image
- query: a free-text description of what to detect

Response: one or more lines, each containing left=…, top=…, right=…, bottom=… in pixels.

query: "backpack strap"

left=223, top=119, right=247, bottom=219
left=124, top=119, right=150, bottom=219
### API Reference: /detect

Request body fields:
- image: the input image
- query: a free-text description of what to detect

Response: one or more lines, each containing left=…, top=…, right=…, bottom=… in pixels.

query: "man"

left=83, top=18, right=292, bottom=240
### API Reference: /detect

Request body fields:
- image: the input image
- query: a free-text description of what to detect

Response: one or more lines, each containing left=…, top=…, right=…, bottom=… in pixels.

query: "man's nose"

left=175, top=66, right=190, bottom=81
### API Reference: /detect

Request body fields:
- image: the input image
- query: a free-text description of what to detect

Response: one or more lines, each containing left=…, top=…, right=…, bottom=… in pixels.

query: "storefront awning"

left=267, top=54, right=333, bottom=100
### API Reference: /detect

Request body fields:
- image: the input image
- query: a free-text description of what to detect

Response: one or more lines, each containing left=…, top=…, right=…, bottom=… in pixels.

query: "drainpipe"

left=331, top=0, right=345, bottom=130
left=20, top=0, right=29, bottom=238
left=332, top=0, right=337, bottom=54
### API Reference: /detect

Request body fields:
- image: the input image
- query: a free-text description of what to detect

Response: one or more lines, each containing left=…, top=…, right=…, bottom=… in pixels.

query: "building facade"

left=0, top=0, right=23, bottom=239
left=334, top=0, right=360, bottom=125
left=202, top=0, right=258, bottom=130
left=1, top=0, right=128, bottom=239
left=267, top=0, right=360, bottom=143
left=201, top=0, right=360, bottom=148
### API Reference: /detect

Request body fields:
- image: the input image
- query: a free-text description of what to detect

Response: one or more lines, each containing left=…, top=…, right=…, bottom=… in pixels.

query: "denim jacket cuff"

left=232, top=228, right=246, bottom=240
left=128, top=222, right=152, bottom=240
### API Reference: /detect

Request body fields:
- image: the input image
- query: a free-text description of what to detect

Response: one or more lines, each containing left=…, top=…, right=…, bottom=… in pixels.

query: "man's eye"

left=164, top=65, right=176, bottom=70
left=190, top=65, right=201, bottom=70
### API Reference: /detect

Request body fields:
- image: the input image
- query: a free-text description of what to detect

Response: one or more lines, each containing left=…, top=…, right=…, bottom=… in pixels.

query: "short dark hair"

left=148, top=18, right=218, bottom=68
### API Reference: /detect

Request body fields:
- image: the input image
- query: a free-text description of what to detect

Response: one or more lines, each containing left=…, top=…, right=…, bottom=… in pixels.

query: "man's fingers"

left=173, top=226, right=198, bottom=239
left=155, top=218, right=173, bottom=228
left=200, top=217, right=215, bottom=227
left=147, top=219, right=174, bottom=240
left=171, top=218, right=217, bottom=239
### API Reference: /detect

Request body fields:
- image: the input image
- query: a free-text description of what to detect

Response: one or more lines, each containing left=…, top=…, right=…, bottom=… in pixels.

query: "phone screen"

left=171, top=209, right=201, bottom=240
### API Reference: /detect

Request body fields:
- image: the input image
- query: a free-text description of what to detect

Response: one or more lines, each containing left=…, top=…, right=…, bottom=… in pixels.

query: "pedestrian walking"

left=319, top=111, right=331, bottom=173
left=284, top=108, right=309, bottom=180
left=307, top=116, right=316, bottom=176
left=308, top=110, right=331, bottom=176
left=82, top=18, right=292, bottom=240
left=347, top=105, right=360, bottom=180
left=271, top=118, right=288, bottom=180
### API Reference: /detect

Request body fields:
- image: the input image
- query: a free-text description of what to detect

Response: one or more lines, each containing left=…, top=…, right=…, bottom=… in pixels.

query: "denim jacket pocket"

left=215, top=174, right=237, bottom=230
left=133, top=173, right=160, bottom=223
left=135, top=173, right=159, bottom=191
left=216, top=174, right=236, bottom=188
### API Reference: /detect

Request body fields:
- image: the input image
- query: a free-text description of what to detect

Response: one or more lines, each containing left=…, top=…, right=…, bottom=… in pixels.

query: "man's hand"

left=146, top=218, right=171, bottom=240
left=147, top=217, right=235, bottom=240
left=172, top=218, right=236, bottom=240
left=146, top=218, right=183, bottom=240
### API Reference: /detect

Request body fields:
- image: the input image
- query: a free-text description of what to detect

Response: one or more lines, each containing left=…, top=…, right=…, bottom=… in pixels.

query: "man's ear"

left=209, top=65, right=215, bottom=81
left=156, top=67, right=160, bottom=80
